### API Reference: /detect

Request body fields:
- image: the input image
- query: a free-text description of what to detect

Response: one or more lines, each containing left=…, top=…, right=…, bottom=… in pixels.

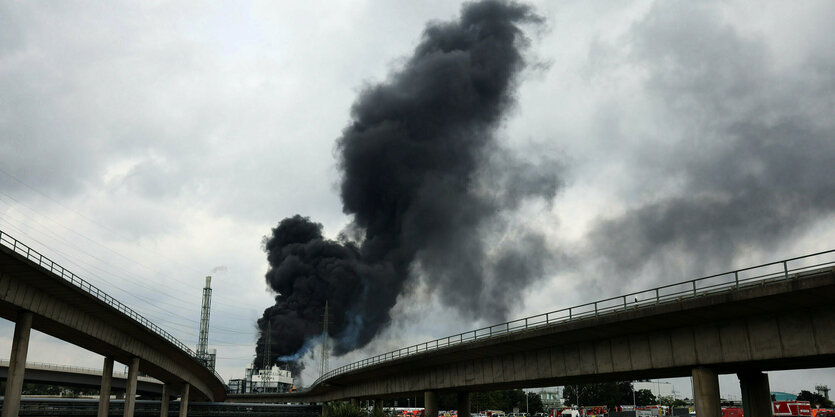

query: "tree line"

left=384, top=390, right=545, bottom=414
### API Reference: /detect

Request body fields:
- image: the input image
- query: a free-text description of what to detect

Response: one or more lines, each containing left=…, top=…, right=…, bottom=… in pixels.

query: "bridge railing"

left=0, top=230, right=225, bottom=385
left=310, top=248, right=835, bottom=387
left=0, top=359, right=160, bottom=382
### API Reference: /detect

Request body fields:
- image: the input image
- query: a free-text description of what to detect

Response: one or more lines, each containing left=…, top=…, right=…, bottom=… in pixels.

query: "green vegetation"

left=384, top=390, right=543, bottom=413
left=562, top=382, right=657, bottom=408
left=657, top=396, right=688, bottom=408
left=372, top=403, right=386, bottom=417
left=796, top=390, right=834, bottom=408
left=0, top=382, right=99, bottom=397
left=326, top=402, right=366, bottom=417
left=469, top=390, right=543, bottom=413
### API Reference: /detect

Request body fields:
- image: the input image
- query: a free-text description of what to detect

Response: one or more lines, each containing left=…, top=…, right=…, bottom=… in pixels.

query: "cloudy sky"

left=1, top=0, right=834, bottom=399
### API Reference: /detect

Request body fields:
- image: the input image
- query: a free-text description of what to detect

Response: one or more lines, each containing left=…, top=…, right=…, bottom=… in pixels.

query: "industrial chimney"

left=197, top=275, right=215, bottom=369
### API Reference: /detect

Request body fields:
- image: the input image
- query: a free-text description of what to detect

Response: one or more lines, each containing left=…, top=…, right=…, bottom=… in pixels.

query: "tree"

left=797, top=391, right=834, bottom=408
left=634, top=389, right=657, bottom=406
left=527, top=392, right=545, bottom=414
left=563, top=382, right=635, bottom=408
left=470, top=389, right=531, bottom=412
left=657, top=396, right=686, bottom=408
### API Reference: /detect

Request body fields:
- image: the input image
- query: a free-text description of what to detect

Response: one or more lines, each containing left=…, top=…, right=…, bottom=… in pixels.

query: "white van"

left=561, top=410, right=581, bottom=417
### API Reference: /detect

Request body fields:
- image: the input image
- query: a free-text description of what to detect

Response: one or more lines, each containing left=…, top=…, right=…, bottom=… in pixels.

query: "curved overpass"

left=229, top=250, right=835, bottom=408
left=0, top=360, right=165, bottom=395
left=0, top=230, right=226, bottom=414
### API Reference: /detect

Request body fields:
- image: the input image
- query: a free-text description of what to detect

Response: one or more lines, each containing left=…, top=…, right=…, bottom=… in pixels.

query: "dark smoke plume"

left=256, top=0, right=558, bottom=375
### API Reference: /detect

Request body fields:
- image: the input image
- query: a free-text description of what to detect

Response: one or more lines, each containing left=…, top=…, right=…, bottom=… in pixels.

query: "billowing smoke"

left=256, top=0, right=559, bottom=375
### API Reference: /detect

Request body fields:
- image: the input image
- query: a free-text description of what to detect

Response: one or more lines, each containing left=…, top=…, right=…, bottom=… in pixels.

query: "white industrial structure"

left=227, top=365, right=294, bottom=394
left=537, top=387, right=564, bottom=409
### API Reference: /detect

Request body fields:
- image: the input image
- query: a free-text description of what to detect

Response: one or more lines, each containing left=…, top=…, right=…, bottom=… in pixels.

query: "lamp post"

left=657, top=381, right=661, bottom=403
left=633, top=382, right=637, bottom=414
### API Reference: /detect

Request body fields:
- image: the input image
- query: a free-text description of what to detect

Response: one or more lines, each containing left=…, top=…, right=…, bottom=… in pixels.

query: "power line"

left=0, top=215, right=203, bottom=321
left=0, top=195, right=263, bottom=321
left=0, top=192, right=235, bottom=299
left=0, top=169, right=278, bottom=374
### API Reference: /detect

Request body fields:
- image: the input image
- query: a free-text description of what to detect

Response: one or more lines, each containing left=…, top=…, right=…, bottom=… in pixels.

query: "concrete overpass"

left=230, top=250, right=835, bottom=417
left=0, top=359, right=165, bottom=395
left=0, top=230, right=226, bottom=417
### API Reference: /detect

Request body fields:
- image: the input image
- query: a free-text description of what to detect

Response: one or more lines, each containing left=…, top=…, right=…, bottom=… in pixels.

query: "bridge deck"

left=0, top=230, right=226, bottom=401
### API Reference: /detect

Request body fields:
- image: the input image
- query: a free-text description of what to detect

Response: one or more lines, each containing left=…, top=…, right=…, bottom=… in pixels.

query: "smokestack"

left=197, top=275, right=212, bottom=367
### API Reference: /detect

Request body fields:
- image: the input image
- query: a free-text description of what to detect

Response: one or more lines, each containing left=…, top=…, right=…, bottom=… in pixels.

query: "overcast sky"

left=1, top=0, right=834, bottom=400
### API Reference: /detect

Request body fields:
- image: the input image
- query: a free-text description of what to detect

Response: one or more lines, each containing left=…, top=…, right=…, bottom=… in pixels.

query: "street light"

left=657, top=380, right=661, bottom=403
left=633, top=382, right=637, bottom=413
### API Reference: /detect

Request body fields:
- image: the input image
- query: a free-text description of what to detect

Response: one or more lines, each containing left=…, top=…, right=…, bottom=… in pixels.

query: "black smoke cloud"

left=585, top=1, right=835, bottom=281
left=256, top=0, right=559, bottom=374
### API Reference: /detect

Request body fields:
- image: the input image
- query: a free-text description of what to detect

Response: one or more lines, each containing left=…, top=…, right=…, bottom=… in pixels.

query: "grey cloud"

left=584, top=1, right=835, bottom=280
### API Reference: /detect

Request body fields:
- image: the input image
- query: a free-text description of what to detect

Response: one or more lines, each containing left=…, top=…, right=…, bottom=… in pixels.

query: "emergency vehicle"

left=811, top=409, right=835, bottom=417
left=773, top=401, right=812, bottom=417
left=721, top=407, right=743, bottom=417
left=584, top=406, right=609, bottom=417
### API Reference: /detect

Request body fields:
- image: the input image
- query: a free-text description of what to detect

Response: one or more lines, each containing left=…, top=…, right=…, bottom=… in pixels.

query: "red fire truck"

left=721, top=407, right=744, bottom=417
left=773, top=401, right=812, bottom=417
left=811, top=409, right=835, bottom=417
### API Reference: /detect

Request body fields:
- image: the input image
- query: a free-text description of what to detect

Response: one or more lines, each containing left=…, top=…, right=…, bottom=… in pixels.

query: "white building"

left=228, top=364, right=295, bottom=394
left=539, top=388, right=564, bottom=409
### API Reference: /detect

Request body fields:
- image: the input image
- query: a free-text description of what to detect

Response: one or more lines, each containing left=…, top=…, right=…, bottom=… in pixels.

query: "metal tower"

left=263, top=318, right=272, bottom=370
left=262, top=318, right=272, bottom=387
left=320, top=301, right=329, bottom=378
left=817, top=385, right=830, bottom=400
left=197, top=276, right=213, bottom=367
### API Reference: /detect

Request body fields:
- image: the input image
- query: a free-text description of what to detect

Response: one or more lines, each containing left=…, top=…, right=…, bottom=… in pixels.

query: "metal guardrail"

left=0, top=359, right=160, bottom=382
left=0, top=229, right=225, bottom=385
left=309, top=248, right=835, bottom=388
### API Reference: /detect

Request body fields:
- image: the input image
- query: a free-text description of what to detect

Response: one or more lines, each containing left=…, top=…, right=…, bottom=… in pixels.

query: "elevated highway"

left=0, top=359, right=165, bottom=395
left=230, top=250, right=835, bottom=417
left=0, top=230, right=226, bottom=416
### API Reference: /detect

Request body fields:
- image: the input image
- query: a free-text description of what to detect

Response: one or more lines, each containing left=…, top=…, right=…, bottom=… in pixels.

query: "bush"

left=372, top=404, right=386, bottom=417
left=326, top=402, right=366, bottom=417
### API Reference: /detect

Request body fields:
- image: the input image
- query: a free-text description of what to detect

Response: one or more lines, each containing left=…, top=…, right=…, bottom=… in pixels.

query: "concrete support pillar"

left=425, top=391, right=439, bottom=417
left=123, top=357, right=140, bottom=417
left=457, top=392, right=471, bottom=417
left=179, top=383, right=190, bottom=417
left=1, top=310, right=33, bottom=417
left=160, top=384, right=170, bottom=417
left=98, top=356, right=114, bottom=417
left=739, top=371, right=772, bottom=417
left=693, top=367, right=721, bottom=417
left=352, top=398, right=359, bottom=408
left=323, top=402, right=329, bottom=417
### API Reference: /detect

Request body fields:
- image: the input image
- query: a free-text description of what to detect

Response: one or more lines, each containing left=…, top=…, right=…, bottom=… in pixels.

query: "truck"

left=773, top=401, right=812, bottom=417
